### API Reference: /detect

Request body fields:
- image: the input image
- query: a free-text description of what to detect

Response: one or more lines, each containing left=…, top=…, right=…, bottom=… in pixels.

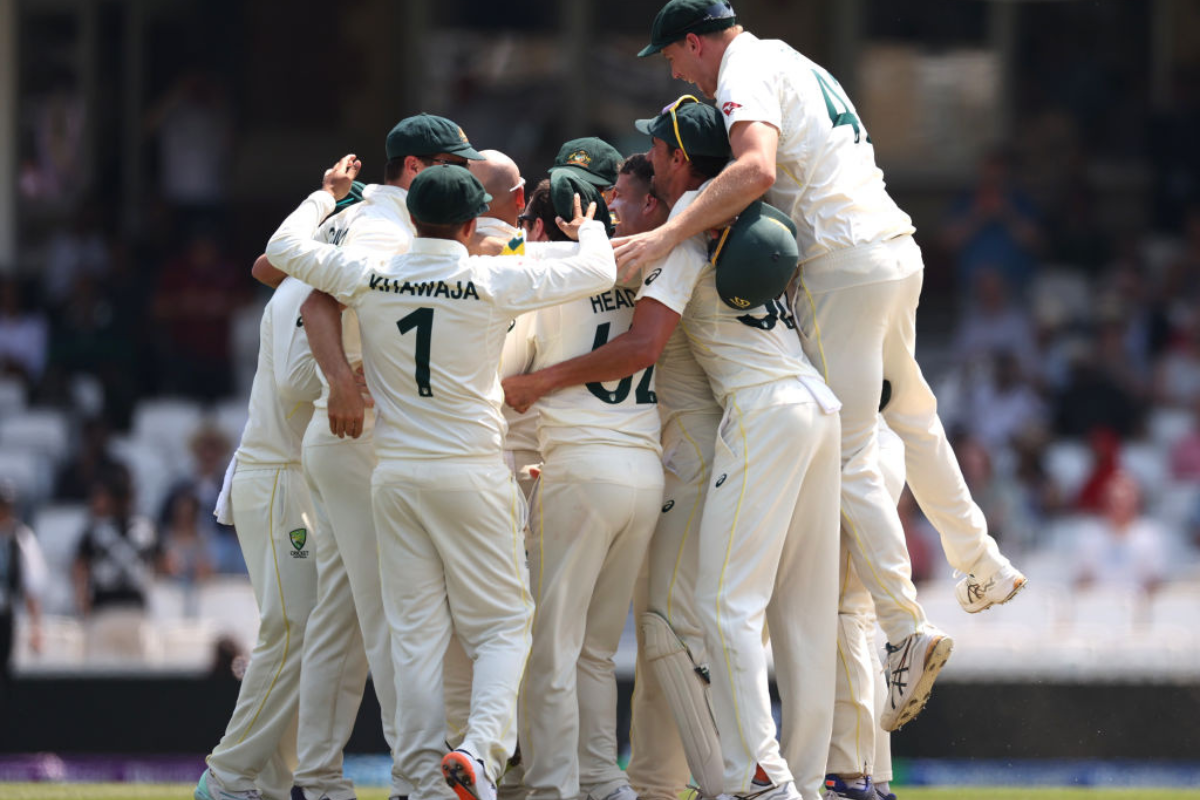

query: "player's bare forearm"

left=502, top=299, right=678, bottom=412
left=302, top=290, right=361, bottom=438
left=251, top=254, right=286, bottom=288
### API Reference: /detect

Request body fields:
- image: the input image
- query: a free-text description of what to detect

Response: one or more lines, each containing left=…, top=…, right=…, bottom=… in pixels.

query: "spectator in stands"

left=954, top=268, right=1038, bottom=378
left=1159, top=205, right=1200, bottom=330
left=151, top=228, right=246, bottom=400
left=1047, top=149, right=1111, bottom=273
left=1053, top=344, right=1140, bottom=439
left=943, top=147, right=1044, bottom=294
left=1170, top=397, right=1200, bottom=483
left=897, top=488, right=936, bottom=583
left=1011, top=429, right=1066, bottom=533
left=73, top=465, right=163, bottom=660
left=160, top=491, right=213, bottom=617
left=42, top=204, right=111, bottom=309
left=0, top=277, right=49, bottom=384
left=159, top=424, right=240, bottom=574
left=1154, top=315, right=1200, bottom=410
left=0, top=480, right=46, bottom=693
left=54, top=417, right=124, bottom=503
left=966, top=349, right=1047, bottom=452
left=1073, top=471, right=1168, bottom=594
left=954, top=430, right=1031, bottom=557
left=1075, top=427, right=1123, bottom=513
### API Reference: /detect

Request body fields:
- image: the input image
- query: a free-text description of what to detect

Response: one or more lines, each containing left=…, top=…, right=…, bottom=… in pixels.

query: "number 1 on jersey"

left=397, top=307, right=434, bottom=397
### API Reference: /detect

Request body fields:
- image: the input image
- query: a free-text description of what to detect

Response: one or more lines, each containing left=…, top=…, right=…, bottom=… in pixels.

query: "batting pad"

left=639, top=611, right=724, bottom=796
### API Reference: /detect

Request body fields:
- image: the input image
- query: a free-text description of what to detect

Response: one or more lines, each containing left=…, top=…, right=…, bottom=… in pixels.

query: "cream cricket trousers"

left=829, top=421, right=905, bottom=780
left=795, top=237, right=1004, bottom=644
left=207, top=464, right=319, bottom=794
left=373, top=457, right=533, bottom=800
left=295, top=430, right=412, bottom=800
left=696, top=383, right=842, bottom=800
left=520, top=445, right=663, bottom=800
left=627, top=409, right=721, bottom=800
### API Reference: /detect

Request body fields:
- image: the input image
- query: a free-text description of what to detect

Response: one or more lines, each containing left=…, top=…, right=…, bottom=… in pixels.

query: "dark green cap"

left=385, top=113, right=484, bottom=161
left=550, top=170, right=615, bottom=237
left=405, top=165, right=492, bottom=226
left=548, top=137, right=622, bottom=189
left=711, top=200, right=798, bottom=310
left=635, top=96, right=731, bottom=160
left=639, top=0, right=737, bottom=57
left=331, top=180, right=367, bottom=216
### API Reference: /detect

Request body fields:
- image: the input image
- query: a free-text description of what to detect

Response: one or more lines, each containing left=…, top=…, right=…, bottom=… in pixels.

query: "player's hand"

left=502, top=373, right=550, bottom=414
left=613, top=228, right=676, bottom=283
left=555, top=193, right=597, bottom=241
left=323, top=154, right=362, bottom=201
left=327, top=371, right=366, bottom=438
left=354, top=365, right=375, bottom=409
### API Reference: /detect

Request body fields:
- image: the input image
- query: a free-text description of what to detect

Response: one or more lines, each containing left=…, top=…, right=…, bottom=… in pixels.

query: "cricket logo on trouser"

left=290, top=528, right=309, bottom=559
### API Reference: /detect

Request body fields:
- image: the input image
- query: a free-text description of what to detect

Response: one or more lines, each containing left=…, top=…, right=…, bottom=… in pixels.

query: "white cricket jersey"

left=265, top=191, right=617, bottom=462
left=499, top=311, right=540, bottom=454
left=512, top=285, right=662, bottom=459
left=476, top=216, right=527, bottom=256
left=235, top=277, right=321, bottom=465
left=655, top=326, right=720, bottom=421
left=715, top=32, right=915, bottom=267
left=306, top=184, right=416, bottom=445
left=637, top=186, right=835, bottom=408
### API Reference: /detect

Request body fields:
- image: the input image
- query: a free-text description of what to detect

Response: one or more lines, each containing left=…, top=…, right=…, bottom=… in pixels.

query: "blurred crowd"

left=3, top=59, right=1200, bottom=669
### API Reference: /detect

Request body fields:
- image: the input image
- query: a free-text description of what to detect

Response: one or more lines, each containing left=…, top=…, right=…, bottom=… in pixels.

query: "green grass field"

left=4, top=787, right=1200, bottom=800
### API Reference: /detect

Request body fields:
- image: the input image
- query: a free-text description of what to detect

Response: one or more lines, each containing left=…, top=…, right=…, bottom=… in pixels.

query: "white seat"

left=1031, top=269, right=1091, bottom=326
left=132, top=398, right=204, bottom=465
left=1044, top=440, right=1093, bottom=499
left=1148, top=407, right=1195, bottom=450
left=0, top=448, right=52, bottom=504
left=1122, top=442, right=1169, bottom=505
left=1148, top=584, right=1200, bottom=634
left=110, top=435, right=175, bottom=518
left=1155, top=483, right=1200, bottom=530
left=0, top=376, right=27, bottom=418
left=0, top=408, right=71, bottom=465
left=156, top=619, right=216, bottom=668
left=212, top=398, right=249, bottom=451
left=198, top=577, right=260, bottom=650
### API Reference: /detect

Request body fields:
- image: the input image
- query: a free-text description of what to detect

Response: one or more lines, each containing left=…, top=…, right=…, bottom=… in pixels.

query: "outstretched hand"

left=322, top=153, right=362, bottom=201
left=555, top=192, right=598, bottom=241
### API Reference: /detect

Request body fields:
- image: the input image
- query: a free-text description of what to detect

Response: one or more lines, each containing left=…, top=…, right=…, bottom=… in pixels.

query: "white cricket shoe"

left=443, top=749, right=497, bottom=800
left=195, top=768, right=262, bottom=800
left=881, top=627, right=954, bottom=732
left=955, top=563, right=1027, bottom=613
left=586, top=784, right=639, bottom=800
left=723, top=780, right=802, bottom=800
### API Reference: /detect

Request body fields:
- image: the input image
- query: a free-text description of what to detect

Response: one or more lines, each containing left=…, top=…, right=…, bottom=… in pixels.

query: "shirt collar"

left=475, top=217, right=520, bottom=238
left=410, top=236, right=469, bottom=258
left=719, top=30, right=757, bottom=79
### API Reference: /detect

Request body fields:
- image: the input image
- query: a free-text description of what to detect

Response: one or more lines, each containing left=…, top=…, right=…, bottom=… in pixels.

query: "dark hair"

left=620, top=153, right=658, bottom=200
left=413, top=218, right=469, bottom=240
left=523, top=179, right=571, bottom=243
left=384, top=157, right=406, bottom=183
left=662, top=141, right=726, bottom=181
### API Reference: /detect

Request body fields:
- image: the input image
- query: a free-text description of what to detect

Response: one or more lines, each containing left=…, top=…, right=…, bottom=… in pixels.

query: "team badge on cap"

left=566, top=150, right=593, bottom=168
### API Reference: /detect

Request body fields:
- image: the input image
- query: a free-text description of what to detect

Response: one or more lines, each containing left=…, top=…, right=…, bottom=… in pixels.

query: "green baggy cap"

left=711, top=200, right=798, bottom=310
left=386, top=113, right=484, bottom=161
left=406, top=164, right=492, bottom=226
left=548, top=137, right=622, bottom=189
left=550, top=170, right=615, bottom=237
left=639, top=0, right=737, bottom=57
left=634, top=96, right=731, bottom=160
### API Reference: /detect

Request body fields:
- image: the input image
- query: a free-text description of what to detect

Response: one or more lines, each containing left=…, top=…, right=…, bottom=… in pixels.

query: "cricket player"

left=264, top=157, right=616, bottom=800
left=290, top=114, right=487, bottom=800
left=504, top=98, right=842, bottom=800
left=618, top=0, right=1028, bottom=731
left=196, top=274, right=323, bottom=800
left=508, top=175, right=663, bottom=800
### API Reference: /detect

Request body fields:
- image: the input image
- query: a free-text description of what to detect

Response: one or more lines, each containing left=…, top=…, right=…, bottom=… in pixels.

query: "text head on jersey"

left=548, top=137, right=623, bottom=190
left=406, top=165, right=493, bottom=226
left=638, top=0, right=737, bottom=57
left=386, top=113, right=485, bottom=162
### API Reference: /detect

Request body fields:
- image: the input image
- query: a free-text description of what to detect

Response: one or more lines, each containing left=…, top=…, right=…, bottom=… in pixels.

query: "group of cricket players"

left=192, top=3, right=1029, bottom=800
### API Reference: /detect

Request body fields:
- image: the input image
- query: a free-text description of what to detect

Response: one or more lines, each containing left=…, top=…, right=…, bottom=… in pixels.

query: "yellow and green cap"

left=406, top=165, right=492, bottom=226
left=710, top=200, right=799, bottom=310
left=639, top=0, right=737, bottom=57
left=385, top=113, right=484, bottom=161
left=548, top=137, right=622, bottom=189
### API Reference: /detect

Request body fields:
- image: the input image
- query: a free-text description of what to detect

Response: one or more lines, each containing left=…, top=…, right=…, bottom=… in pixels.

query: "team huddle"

left=192, top=3, right=1027, bottom=800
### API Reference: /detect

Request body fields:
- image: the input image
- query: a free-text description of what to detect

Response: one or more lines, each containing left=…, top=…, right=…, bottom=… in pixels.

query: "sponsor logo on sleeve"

left=721, top=101, right=743, bottom=116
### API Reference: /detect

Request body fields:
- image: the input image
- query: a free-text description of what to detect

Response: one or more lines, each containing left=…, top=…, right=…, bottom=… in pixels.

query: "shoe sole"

left=883, top=634, right=954, bottom=732
left=443, top=751, right=481, bottom=800
left=965, top=576, right=1029, bottom=614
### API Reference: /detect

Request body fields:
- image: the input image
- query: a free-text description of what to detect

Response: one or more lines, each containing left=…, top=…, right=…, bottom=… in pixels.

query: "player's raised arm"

left=265, top=154, right=375, bottom=304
